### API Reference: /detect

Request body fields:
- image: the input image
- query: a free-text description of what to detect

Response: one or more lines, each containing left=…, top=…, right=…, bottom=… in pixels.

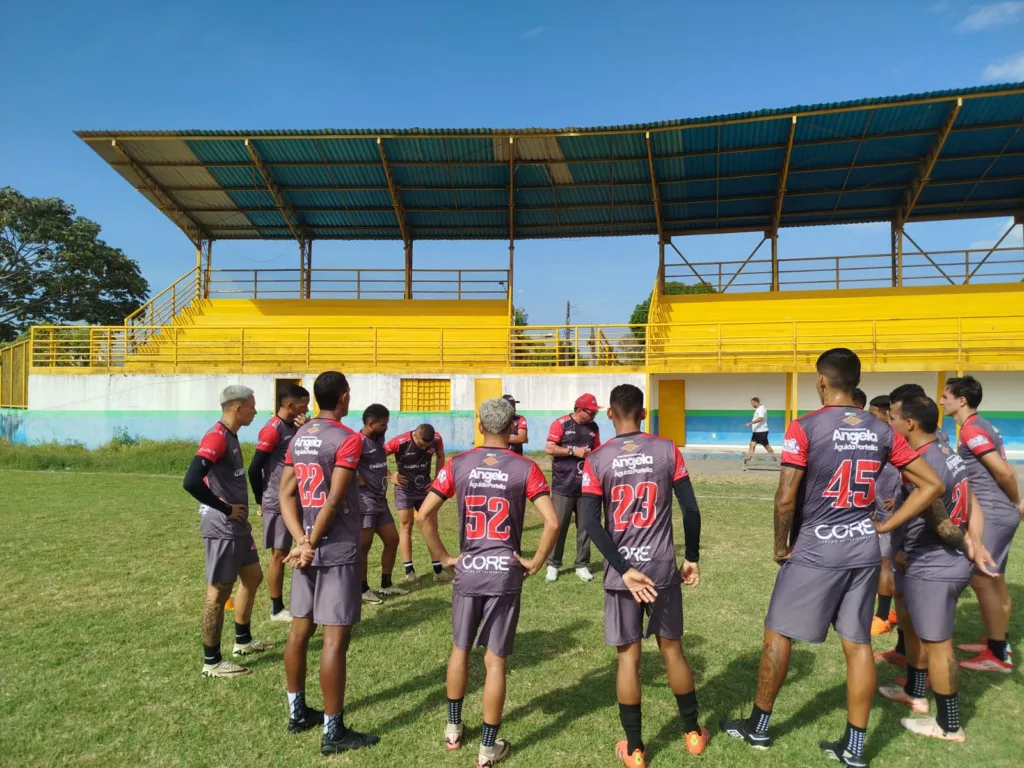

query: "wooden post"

left=404, top=241, right=413, bottom=300
left=770, top=234, right=779, bottom=291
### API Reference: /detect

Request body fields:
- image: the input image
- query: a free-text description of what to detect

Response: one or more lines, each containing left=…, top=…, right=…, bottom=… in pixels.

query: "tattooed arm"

left=920, top=497, right=967, bottom=553
left=773, top=466, right=803, bottom=564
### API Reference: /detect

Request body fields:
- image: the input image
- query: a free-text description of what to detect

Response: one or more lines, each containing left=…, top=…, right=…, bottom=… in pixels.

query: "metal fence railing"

left=0, top=339, right=29, bottom=408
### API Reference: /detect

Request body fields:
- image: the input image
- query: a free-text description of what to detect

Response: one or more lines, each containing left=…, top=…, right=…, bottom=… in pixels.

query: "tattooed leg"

left=754, top=628, right=792, bottom=712
left=202, top=582, right=232, bottom=646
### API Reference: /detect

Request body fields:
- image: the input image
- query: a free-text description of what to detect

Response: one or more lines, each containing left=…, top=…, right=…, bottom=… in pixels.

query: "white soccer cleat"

left=879, top=686, right=929, bottom=714
left=270, top=609, right=293, bottom=622
left=362, top=589, right=383, bottom=605
left=900, top=717, right=966, bottom=742
left=575, top=567, right=594, bottom=582
left=233, top=638, right=274, bottom=656
left=202, top=660, right=251, bottom=678
left=445, top=722, right=463, bottom=751
left=433, top=570, right=454, bottom=583
left=379, top=585, right=409, bottom=597
left=477, top=738, right=510, bottom=767
left=405, top=571, right=419, bottom=584
left=545, top=566, right=559, bottom=582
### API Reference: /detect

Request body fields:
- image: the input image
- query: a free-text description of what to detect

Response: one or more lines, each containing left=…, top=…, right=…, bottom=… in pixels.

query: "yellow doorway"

left=658, top=379, right=686, bottom=446
left=474, top=378, right=502, bottom=446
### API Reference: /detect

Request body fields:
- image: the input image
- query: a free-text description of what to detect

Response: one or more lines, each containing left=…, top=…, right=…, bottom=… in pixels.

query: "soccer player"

left=745, top=396, right=775, bottom=459
left=941, top=375, right=1024, bottom=673
left=544, top=393, right=602, bottom=582
left=868, top=395, right=900, bottom=636
left=357, top=404, right=407, bottom=603
left=248, top=383, right=310, bottom=621
left=504, top=394, right=528, bottom=455
left=720, top=349, right=944, bottom=768
left=279, top=371, right=380, bottom=754
left=876, top=394, right=995, bottom=742
left=182, top=385, right=272, bottom=678
left=416, top=396, right=560, bottom=768
left=853, top=388, right=868, bottom=409
left=385, top=423, right=450, bottom=583
left=580, top=384, right=709, bottom=764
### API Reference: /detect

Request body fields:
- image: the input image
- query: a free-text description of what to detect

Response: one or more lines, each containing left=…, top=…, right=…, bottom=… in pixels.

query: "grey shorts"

left=878, top=532, right=893, bottom=561
left=903, top=575, right=969, bottom=642
left=204, top=535, right=259, bottom=585
left=604, top=582, right=683, bottom=646
left=290, top=564, right=362, bottom=627
left=981, top=522, right=1018, bottom=575
left=765, top=562, right=879, bottom=645
left=362, top=505, right=395, bottom=530
left=395, top=488, right=427, bottom=511
left=452, top=592, right=521, bottom=658
left=262, top=512, right=293, bottom=551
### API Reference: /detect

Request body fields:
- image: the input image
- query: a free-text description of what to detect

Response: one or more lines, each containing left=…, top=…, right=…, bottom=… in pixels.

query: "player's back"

left=287, top=418, right=362, bottom=567
left=957, top=414, right=1019, bottom=529
left=583, top=432, right=684, bottom=590
left=446, top=447, right=547, bottom=596
left=783, top=406, right=913, bottom=569
left=256, top=416, right=298, bottom=515
left=902, top=440, right=972, bottom=581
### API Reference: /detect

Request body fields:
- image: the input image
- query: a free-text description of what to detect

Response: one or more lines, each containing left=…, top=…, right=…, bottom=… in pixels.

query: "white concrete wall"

left=500, top=373, right=646, bottom=411
left=797, top=371, right=945, bottom=412
left=963, top=371, right=1024, bottom=410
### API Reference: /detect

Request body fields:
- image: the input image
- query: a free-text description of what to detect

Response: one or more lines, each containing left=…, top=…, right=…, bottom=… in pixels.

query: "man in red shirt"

left=544, top=393, right=602, bottom=583
left=504, top=395, right=528, bottom=455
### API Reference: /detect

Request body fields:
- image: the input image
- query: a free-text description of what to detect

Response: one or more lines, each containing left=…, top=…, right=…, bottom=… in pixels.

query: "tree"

left=629, top=281, right=716, bottom=345
left=513, top=306, right=528, bottom=326
left=0, top=187, right=149, bottom=342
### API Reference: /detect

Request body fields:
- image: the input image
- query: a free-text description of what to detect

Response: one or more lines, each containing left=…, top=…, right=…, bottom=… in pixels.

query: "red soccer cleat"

left=959, top=649, right=1013, bottom=673
left=874, top=649, right=907, bottom=667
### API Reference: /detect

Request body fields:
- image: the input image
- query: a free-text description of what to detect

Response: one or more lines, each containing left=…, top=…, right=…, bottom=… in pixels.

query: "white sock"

left=287, top=689, right=304, bottom=719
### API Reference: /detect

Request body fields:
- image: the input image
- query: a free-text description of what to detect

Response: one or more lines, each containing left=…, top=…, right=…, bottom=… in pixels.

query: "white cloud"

left=982, top=51, right=1024, bottom=80
left=968, top=217, right=1023, bottom=250
left=523, top=26, right=546, bottom=39
left=958, top=2, right=1024, bottom=31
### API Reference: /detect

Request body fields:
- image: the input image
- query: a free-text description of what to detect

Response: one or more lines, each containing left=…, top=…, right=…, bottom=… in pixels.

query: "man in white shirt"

left=745, top=397, right=776, bottom=460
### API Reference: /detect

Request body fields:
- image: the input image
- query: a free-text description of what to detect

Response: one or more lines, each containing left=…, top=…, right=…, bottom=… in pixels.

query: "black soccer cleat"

left=321, top=728, right=381, bottom=754
left=719, top=717, right=772, bottom=749
left=819, top=740, right=868, bottom=768
left=288, top=705, right=324, bottom=734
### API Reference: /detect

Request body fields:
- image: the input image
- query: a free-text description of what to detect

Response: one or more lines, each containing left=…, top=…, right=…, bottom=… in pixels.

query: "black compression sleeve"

left=183, top=456, right=232, bottom=514
left=582, top=494, right=632, bottom=575
left=247, top=450, right=271, bottom=505
left=673, top=476, right=701, bottom=563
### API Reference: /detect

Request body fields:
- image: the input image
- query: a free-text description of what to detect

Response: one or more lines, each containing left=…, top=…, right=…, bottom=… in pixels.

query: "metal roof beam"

left=897, top=98, right=963, bottom=227
left=110, top=140, right=210, bottom=248
left=243, top=139, right=310, bottom=248
left=646, top=131, right=665, bottom=243
left=508, top=137, right=516, bottom=247
left=377, top=138, right=411, bottom=247
left=771, top=117, right=797, bottom=235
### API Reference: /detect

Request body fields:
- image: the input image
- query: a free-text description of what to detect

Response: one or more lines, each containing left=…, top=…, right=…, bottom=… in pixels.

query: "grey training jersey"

left=547, top=414, right=601, bottom=496
left=782, top=406, right=918, bottom=569
left=285, top=418, right=364, bottom=567
left=255, top=415, right=299, bottom=516
left=195, top=422, right=251, bottom=540
left=431, top=447, right=550, bottom=597
left=957, top=414, right=1020, bottom=531
left=581, top=432, right=689, bottom=590
left=901, top=440, right=973, bottom=582
left=357, top=433, right=390, bottom=514
left=874, top=463, right=902, bottom=522
left=385, top=430, right=443, bottom=498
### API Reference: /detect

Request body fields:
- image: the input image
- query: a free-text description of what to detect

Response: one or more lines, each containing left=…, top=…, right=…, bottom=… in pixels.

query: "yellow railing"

left=26, top=314, right=1024, bottom=374
left=664, top=247, right=1024, bottom=293
left=125, top=267, right=202, bottom=337
left=0, top=339, right=29, bottom=408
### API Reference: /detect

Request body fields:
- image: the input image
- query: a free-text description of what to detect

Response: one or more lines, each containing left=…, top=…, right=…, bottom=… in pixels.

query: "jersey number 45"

left=823, top=459, right=879, bottom=508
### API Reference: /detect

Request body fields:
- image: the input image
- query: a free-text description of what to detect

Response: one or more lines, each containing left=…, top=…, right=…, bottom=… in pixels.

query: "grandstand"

left=2, top=84, right=1023, bottom=450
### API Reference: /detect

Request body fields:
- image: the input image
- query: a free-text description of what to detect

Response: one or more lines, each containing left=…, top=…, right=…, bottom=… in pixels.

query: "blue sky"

left=1, top=0, right=1022, bottom=325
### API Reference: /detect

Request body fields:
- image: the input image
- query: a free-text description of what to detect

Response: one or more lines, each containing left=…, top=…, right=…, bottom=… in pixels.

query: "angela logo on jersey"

left=842, top=414, right=863, bottom=426
left=482, top=454, right=498, bottom=466
left=620, top=440, right=640, bottom=452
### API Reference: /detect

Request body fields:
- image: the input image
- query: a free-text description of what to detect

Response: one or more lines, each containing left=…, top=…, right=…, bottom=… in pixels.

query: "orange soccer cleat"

left=685, top=726, right=711, bottom=755
left=224, top=596, right=235, bottom=612
left=871, top=617, right=892, bottom=636
left=615, top=740, right=646, bottom=767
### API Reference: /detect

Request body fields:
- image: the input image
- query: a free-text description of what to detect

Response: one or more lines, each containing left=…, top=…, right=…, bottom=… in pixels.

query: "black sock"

left=381, top=573, right=393, bottom=589
left=895, top=628, right=906, bottom=656
left=361, top=580, right=370, bottom=593
left=203, top=643, right=221, bottom=666
left=875, top=594, right=892, bottom=621
left=234, top=622, right=252, bottom=645
left=904, top=665, right=927, bottom=699
left=447, top=697, right=463, bottom=725
left=988, top=637, right=1008, bottom=662
left=935, top=692, right=961, bottom=734
left=271, top=595, right=284, bottom=615
left=404, top=561, right=415, bottom=575
left=746, top=704, right=771, bottom=734
left=481, top=721, right=500, bottom=748
left=618, top=703, right=643, bottom=754
left=675, top=690, right=699, bottom=734
left=432, top=560, right=443, bottom=574
left=843, top=721, right=867, bottom=758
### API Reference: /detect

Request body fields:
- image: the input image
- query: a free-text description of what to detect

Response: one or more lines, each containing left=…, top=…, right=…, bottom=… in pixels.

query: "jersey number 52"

left=465, top=495, right=510, bottom=540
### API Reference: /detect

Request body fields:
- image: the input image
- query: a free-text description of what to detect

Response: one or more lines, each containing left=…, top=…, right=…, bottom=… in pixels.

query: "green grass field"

left=1, top=455, right=1021, bottom=767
